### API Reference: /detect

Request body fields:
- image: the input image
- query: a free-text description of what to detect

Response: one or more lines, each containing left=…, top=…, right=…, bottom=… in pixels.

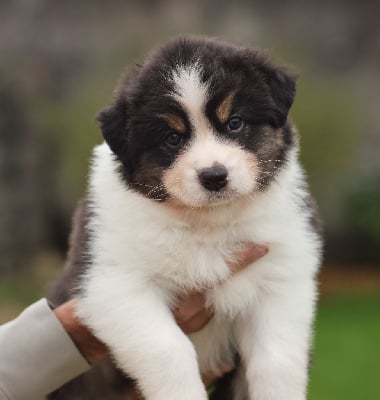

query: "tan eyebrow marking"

left=160, top=113, right=186, bottom=134
left=216, top=92, right=235, bottom=124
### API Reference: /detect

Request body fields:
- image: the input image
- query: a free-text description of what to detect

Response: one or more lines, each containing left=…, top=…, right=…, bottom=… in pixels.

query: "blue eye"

left=227, top=116, right=244, bottom=131
left=165, top=132, right=182, bottom=148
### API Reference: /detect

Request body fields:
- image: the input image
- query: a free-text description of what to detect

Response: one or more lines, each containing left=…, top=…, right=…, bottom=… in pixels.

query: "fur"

left=49, top=37, right=321, bottom=400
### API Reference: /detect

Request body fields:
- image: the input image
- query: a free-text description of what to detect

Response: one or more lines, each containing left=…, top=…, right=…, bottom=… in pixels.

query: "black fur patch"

left=97, top=37, right=297, bottom=200
left=48, top=199, right=91, bottom=305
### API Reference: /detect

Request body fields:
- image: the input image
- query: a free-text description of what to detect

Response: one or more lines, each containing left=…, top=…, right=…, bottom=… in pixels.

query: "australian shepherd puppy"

left=49, top=36, right=321, bottom=400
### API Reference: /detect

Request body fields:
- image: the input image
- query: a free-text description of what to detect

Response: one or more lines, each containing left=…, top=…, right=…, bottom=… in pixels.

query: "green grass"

left=309, top=295, right=380, bottom=399
left=0, top=276, right=45, bottom=307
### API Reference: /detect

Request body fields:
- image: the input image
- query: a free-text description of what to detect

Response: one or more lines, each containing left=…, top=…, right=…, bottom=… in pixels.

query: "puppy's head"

left=97, top=37, right=296, bottom=208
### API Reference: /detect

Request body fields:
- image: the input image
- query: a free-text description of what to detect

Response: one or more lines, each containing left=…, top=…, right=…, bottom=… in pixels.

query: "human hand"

left=172, top=242, right=268, bottom=333
left=54, top=299, right=108, bottom=364
left=54, top=242, right=268, bottom=365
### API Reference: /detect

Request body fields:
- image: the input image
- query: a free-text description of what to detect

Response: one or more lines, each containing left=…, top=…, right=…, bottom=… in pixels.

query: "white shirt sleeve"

left=0, top=298, right=90, bottom=400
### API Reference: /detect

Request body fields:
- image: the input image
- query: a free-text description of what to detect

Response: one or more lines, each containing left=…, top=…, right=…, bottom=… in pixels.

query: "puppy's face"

left=98, top=37, right=296, bottom=208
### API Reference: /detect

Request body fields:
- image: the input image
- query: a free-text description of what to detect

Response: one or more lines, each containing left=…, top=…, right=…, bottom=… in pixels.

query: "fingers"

left=226, top=242, right=268, bottom=275
left=173, top=242, right=268, bottom=334
left=173, top=292, right=214, bottom=333
left=173, top=292, right=206, bottom=323
left=201, top=362, right=235, bottom=388
left=177, top=306, right=214, bottom=333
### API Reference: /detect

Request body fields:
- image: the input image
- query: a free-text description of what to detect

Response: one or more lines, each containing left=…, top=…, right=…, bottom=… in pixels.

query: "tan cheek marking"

left=224, top=138, right=260, bottom=176
left=162, top=159, right=187, bottom=199
left=160, top=113, right=186, bottom=134
left=246, top=152, right=260, bottom=176
left=257, top=127, right=284, bottom=160
left=216, top=92, right=235, bottom=124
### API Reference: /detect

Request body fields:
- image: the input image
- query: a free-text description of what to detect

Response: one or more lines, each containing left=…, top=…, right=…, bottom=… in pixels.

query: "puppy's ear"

left=262, top=65, right=297, bottom=127
left=96, top=98, right=128, bottom=156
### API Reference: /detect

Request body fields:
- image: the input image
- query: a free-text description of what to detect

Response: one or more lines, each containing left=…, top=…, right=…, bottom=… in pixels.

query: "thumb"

left=226, top=243, right=268, bottom=274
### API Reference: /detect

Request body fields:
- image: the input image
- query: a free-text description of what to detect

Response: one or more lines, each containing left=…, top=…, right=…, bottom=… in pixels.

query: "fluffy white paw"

left=147, top=385, right=208, bottom=400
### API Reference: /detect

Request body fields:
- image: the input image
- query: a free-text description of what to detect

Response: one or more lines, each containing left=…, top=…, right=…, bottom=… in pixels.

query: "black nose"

left=199, top=164, right=228, bottom=191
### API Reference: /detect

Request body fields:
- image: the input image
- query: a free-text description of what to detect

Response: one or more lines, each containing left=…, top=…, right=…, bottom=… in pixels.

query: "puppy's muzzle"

left=198, top=164, right=228, bottom=192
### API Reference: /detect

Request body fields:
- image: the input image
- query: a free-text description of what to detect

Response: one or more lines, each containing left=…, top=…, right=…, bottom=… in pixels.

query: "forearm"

left=0, top=299, right=90, bottom=400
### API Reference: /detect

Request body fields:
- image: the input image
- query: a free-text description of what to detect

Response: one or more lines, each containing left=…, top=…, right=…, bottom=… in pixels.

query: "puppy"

left=49, top=36, right=321, bottom=400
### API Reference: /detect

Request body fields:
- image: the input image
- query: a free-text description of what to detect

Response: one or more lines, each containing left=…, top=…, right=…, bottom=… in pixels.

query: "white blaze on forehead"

left=171, top=64, right=210, bottom=136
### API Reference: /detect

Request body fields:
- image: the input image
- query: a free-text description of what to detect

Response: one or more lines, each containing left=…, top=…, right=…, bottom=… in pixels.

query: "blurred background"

left=0, top=0, right=379, bottom=397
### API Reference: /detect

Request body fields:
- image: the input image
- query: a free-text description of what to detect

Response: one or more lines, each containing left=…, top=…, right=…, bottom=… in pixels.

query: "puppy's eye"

left=227, top=116, right=244, bottom=131
left=165, top=132, right=183, bottom=148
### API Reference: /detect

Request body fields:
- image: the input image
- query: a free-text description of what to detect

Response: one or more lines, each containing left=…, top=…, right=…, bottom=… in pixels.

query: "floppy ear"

left=96, top=98, right=128, bottom=156
left=262, top=65, right=297, bottom=127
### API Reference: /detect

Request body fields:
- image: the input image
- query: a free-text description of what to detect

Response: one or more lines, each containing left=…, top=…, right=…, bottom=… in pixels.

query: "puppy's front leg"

left=235, top=280, right=316, bottom=400
left=77, top=283, right=207, bottom=400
